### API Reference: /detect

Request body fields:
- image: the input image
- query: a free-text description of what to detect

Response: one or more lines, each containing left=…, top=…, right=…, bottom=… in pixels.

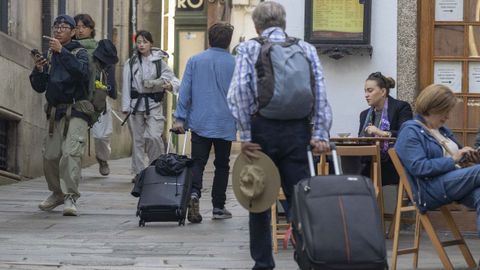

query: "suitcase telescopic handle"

left=166, top=129, right=189, bottom=155
left=306, top=142, right=343, bottom=177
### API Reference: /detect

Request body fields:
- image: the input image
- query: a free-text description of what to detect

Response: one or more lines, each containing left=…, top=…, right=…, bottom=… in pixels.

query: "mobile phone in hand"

left=30, top=49, right=42, bottom=60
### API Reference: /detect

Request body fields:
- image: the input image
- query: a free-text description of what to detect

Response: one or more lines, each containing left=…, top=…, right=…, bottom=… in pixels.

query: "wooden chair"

left=318, top=143, right=384, bottom=228
left=388, top=148, right=476, bottom=270
left=271, top=189, right=290, bottom=253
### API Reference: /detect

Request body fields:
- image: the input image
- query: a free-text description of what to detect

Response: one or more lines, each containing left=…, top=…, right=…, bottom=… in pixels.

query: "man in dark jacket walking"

left=30, top=15, right=90, bottom=216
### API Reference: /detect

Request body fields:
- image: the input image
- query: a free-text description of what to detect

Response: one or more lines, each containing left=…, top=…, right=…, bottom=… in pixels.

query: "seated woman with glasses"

left=395, top=84, right=480, bottom=236
left=358, top=72, right=413, bottom=185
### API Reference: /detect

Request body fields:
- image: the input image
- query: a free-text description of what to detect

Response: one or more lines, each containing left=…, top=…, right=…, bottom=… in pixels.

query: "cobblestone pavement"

left=0, top=156, right=478, bottom=269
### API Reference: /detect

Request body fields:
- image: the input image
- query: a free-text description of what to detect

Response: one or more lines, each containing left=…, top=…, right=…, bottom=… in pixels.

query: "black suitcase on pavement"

left=291, top=144, right=387, bottom=270
left=131, top=131, right=192, bottom=227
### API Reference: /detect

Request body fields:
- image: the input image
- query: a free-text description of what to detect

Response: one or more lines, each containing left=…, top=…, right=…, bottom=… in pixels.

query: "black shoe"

left=187, top=193, right=202, bottom=223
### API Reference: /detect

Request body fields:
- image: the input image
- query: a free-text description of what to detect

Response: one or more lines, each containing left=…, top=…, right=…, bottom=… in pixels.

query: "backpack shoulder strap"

left=251, top=37, right=268, bottom=45
left=70, top=48, right=91, bottom=98
left=153, top=59, right=162, bottom=79
left=129, top=54, right=138, bottom=90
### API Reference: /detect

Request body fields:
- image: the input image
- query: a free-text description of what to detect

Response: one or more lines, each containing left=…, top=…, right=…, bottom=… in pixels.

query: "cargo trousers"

left=127, top=105, right=165, bottom=175
left=43, top=116, right=88, bottom=200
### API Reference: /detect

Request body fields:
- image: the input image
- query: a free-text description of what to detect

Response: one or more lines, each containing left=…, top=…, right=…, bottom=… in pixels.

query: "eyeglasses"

left=51, top=25, right=72, bottom=32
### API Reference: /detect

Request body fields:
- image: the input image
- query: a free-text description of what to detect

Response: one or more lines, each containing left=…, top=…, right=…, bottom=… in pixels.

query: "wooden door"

left=419, top=0, right=480, bottom=232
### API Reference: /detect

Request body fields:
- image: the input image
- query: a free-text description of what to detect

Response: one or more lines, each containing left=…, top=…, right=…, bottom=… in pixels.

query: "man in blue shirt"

left=227, top=2, right=332, bottom=269
left=173, top=22, right=236, bottom=223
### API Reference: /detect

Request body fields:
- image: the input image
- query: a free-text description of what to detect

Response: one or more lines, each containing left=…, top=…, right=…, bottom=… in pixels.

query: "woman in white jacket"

left=122, top=30, right=180, bottom=181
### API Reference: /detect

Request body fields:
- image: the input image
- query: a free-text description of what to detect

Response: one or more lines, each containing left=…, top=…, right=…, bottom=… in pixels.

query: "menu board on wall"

left=312, top=0, right=364, bottom=33
left=305, top=0, right=371, bottom=46
left=434, top=61, right=462, bottom=92
left=435, top=0, right=463, bottom=21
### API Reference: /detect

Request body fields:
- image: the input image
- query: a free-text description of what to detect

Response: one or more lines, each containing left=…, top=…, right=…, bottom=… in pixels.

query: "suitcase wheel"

left=139, top=219, right=145, bottom=227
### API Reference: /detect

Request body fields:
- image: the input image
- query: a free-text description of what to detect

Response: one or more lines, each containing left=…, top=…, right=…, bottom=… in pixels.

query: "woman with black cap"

left=74, top=13, right=118, bottom=177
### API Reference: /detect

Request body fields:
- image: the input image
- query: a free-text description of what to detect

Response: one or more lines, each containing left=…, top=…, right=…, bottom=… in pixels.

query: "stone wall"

left=397, top=0, right=419, bottom=106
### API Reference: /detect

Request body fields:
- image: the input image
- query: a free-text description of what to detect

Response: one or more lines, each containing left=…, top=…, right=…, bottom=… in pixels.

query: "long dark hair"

left=74, top=13, right=96, bottom=38
left=366, top=72, right=395, bottom=95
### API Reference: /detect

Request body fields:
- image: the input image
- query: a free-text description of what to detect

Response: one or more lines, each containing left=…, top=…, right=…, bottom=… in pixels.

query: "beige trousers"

left=127, top=105, right=165, bottom=175
left=43, top=117, right=88, bottom=200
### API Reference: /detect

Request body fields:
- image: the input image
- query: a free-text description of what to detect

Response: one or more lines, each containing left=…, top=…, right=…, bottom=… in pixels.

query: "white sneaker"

left=38, top=193, right=64, bottom=211
left=63, top=195, right=78, bottom=216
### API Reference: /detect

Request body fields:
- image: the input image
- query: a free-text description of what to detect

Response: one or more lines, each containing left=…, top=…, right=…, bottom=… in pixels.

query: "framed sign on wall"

left=305, top=0, right=372, bottom=59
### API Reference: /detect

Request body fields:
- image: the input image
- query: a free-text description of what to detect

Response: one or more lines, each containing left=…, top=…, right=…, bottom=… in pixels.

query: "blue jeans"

left=249, top=115, right=311, bottom=269
left=190, top=132, right=232, bottom=209
left=432, top=164, right=480, bottom=236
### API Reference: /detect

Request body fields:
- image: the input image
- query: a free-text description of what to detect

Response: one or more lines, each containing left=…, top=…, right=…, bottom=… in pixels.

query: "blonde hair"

left=415, top=84, right=458, bottom=116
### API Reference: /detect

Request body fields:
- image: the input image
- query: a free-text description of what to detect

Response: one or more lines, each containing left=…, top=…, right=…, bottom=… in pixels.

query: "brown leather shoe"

left=97, top=157, right=110, bottom=176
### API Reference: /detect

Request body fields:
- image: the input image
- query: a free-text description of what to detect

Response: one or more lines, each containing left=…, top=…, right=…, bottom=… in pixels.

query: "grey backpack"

left=253, top=36, right=315, bottom=120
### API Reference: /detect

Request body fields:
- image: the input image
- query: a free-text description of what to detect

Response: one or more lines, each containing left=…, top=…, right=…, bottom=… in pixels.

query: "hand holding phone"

left=30, top=49, right=43, bottom=60
left=31, top=49, right=47, bottom=71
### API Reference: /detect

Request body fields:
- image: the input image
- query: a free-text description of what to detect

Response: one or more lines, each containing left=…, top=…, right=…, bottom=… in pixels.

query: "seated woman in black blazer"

left=358, top=72, right=413, bottom=185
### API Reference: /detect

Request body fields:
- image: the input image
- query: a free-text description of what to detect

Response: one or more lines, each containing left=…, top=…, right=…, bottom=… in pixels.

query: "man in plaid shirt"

left=227, top=2, right=332, bottom=269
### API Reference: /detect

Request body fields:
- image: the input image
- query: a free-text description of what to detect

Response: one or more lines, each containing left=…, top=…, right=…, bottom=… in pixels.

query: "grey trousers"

left=127, top=105, right=165, bottom=175
left=43, top=117, right=88, bottom=200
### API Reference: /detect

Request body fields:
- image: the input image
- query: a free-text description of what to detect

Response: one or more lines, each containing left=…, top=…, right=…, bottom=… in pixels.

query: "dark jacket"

left=395, top=116, right=461, bottom=213
left=358, top=95, right=413, bottom=137
left=358, top=96, right=413, bottom=185
left=30, top=40, right=89, bottom=106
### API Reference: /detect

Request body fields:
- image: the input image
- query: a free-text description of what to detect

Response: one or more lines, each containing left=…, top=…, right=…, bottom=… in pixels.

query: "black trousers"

left=248, top=115, right=311, bottom=269
left=190, top=132, right=232, bottom=209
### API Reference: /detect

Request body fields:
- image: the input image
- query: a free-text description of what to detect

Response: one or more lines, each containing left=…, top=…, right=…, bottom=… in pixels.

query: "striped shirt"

left=227, top=27, right=332, bottom=142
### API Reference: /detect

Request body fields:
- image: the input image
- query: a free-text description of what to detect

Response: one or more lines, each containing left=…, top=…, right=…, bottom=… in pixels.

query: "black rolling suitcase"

left=291, top=144, right=387, bottom=270
left=131, top=130, right=192, bottom=226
